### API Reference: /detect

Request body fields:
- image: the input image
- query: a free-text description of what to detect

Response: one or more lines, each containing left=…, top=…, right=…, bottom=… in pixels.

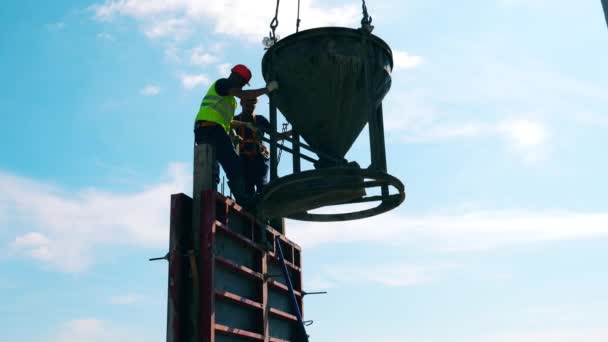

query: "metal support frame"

left=270, top=99, right=278, bottom=181
left=192, top=144, right=217, bottom=342
left=258, top=167, right=404, bottom=221
left=261, top=128, right=345, bottom=167
left=368, top=103, right=389, bottom=196
left=292, top=132, right=301, bottom=173
left=261, top=101, right=404, bottom=222
left=165, top=194, right=193, bottom=342
left=368, top=103, right=387, bottom=172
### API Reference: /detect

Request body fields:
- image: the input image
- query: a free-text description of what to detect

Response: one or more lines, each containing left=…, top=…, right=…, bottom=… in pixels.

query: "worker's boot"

left=228, top=179, right=255, bottom=212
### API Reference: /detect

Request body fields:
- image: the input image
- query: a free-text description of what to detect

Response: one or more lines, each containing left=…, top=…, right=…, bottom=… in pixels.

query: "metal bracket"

left=149, top=252, right=170, bottom=261
left=302, top=291, right=328, bottom=297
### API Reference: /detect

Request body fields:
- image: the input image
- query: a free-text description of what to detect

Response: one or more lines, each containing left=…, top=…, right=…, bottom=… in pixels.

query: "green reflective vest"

left=195, top=81, right=237, bottom=134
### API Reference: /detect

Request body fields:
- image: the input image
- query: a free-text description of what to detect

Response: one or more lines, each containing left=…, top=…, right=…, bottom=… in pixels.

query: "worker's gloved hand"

left=267, top=80, right=279, bottom=92
left=230, top=129, right=242, bottom=145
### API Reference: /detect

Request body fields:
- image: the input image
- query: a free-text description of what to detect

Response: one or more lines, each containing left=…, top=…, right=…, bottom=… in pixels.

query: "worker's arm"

left=230, top=120, right=257, bottom=132
left=227, top=81, right=279, bottom=100
left=229, top=129, right=243, bottom=146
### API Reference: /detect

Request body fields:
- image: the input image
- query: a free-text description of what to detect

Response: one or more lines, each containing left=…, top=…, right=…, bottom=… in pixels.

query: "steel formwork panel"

left=167, top=192, right=304, bottom=342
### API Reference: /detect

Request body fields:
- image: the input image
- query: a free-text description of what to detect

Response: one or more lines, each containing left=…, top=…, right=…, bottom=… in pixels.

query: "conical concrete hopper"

left=262, top=27, right=393, bottom=163
left=255, top=27, right=405, bottom=222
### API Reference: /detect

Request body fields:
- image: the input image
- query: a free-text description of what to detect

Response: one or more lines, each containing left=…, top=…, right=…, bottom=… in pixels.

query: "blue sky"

left=1, top=0, right=608, bottom=341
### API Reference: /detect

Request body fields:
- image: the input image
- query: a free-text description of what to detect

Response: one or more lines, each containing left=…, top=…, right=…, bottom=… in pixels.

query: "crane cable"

left=296, top=0, right=302, bottom=32
left=269, top=0, right=280, bottom=42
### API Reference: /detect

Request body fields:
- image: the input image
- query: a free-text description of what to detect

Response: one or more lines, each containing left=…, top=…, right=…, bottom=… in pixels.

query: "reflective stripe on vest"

left=200, top=95, right=234, bottom=123
left=195, top=81, right=237, bottom=134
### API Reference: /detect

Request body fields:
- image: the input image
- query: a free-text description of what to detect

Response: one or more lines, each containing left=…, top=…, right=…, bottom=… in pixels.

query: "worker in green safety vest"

left=194, top=64, right=279, bottom=207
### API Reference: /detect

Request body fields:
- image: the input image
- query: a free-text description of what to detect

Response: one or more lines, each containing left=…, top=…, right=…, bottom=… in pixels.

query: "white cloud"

left=497, top=0, right=565, bottom=9
left=343, top=328, right=608, bottom=342
left=208, top=41, right=225, bottom=53
left=312, top=263, right=459, bottom=289
left=382, top=87, right=549, bottom=161
left=140, top=84, right=160, bottom=96
left=164, top=45, right=182, bottom=63
left=46, top=22, right=65, bottom=30
left=498, top=119, right=546, bottom=147
left=14, top=232, right=50, bottom=246
left=381, top=46, right=608, bottom=156
left=109, top=294, right=142, bottom=304
left=2, top=163, right=189, bottom=272
left=217, top=63, right=231, bottom=76
left=392, top=49, right=423, bottom=70
left=180, top=73, right=209, bottom=90
left=190, top=45, right=218, bottom=65
left=493, top=272, right=513, bottom=280
left=13, top=232, right=52, bottom=262
left=96, top=32, right=113, bottom=40
left=498, top=119, right=548, bottom=163
left=287, top=208, right=608, bottom=252
left=5, top=163, right=608, bottom=273
left=461, top=328, right=608, bottom=342
left=55, top=319, right=106, bottom=342
left=90, top=0, right=359, bottom=43
left=143, top=17, right=190, bottom=40
left=53, top=318, right=150, bottom=342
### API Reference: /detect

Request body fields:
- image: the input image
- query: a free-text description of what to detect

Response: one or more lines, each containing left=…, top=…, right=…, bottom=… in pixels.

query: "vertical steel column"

left=368, top=104, right=387, bottom=172
left=192, top=144, right=217, bottom=342
left=269, top=99, right=282, bottom=233
left=269, top=99, right=278, bottom=181
left=292, top=132, right=301, bottom=174
left=261, top=252, right=270, bottom=342
left=368, top=103, right=389, bottom=196
left=166, top=194, right=192, bottom=342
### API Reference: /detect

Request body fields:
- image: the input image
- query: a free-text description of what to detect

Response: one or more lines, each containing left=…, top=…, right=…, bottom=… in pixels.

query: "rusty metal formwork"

left=166, top=192, right=305, bottom=342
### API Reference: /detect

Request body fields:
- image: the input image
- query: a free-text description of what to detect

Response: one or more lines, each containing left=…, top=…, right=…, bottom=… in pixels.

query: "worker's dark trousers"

left=194, top=125, right=244, bottom=193
left=241, top=157, right=269, bottom=196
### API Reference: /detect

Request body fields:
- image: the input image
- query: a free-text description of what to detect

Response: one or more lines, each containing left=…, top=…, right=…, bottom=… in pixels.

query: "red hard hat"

left=231, top=64, right=252, bottom=84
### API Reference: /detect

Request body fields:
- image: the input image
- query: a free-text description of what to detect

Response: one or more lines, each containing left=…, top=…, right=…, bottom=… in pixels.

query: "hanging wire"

left=269, top=0, right=281, bottom=42
left=361, top=0, right=372, bottom=25
left=360, top=0, right=374, bottom=32
left=296, top=0, right=302, bottom=32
